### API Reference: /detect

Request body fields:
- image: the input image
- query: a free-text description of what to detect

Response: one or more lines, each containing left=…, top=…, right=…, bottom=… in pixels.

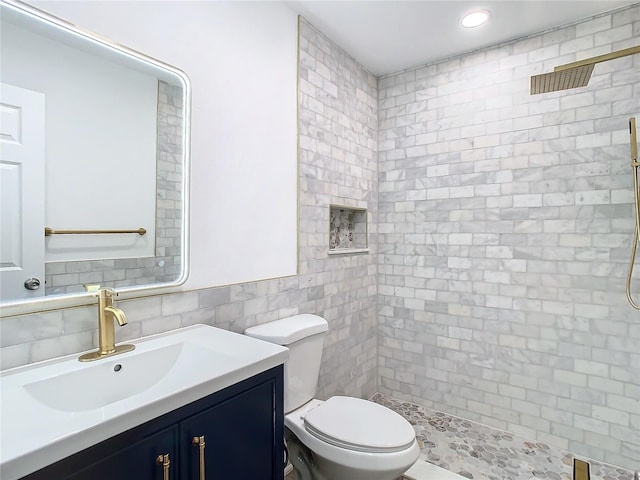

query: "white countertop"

left=0, top=324, right=288, bottom=480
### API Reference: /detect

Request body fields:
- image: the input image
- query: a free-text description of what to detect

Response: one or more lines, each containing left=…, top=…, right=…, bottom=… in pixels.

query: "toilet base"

left=286, top=431, right=328, bottom=480
left=285, top=427, right=416, bottom=480
left=312, top=452, right=412, bottom=480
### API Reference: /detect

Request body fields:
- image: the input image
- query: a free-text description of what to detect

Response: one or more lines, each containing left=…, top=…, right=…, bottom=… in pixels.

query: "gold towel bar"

left=44, top=227, right=147, bottom=236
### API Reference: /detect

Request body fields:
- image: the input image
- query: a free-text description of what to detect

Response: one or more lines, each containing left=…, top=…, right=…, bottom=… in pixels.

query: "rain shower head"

left=530, top=64, right=594, bottom=95
left=530, top=45, right=640, bottom=95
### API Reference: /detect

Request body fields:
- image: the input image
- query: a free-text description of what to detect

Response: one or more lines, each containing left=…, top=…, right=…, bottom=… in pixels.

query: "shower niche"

left=328, top=205, right=368, bottom=255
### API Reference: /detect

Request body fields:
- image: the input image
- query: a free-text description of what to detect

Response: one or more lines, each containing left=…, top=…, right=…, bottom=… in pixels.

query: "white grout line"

left=403, top=460, right=469, bottom=480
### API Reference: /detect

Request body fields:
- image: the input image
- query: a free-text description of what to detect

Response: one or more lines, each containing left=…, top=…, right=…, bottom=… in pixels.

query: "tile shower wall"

left=44, top=80, right=184, bottom=294
left=298, top=18, right=378, bottom=396
left=377, top=5, right=639, bottom=470
left=0, top=19, right=379, bottom=402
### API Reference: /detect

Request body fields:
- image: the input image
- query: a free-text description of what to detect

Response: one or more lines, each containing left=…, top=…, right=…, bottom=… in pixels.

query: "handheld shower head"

left=627, top=117, right=640, bottom=310
left=631, top=117, right=638, bottom=164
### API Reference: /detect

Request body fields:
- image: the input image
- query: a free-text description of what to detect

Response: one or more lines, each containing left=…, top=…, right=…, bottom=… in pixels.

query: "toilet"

left=245, top=314, right=419, bottom=480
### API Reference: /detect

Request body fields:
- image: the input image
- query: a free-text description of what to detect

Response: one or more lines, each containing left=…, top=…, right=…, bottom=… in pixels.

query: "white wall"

left=1, top=20, right=157, bottom=262
left=27, top=0, right=299, bottom=289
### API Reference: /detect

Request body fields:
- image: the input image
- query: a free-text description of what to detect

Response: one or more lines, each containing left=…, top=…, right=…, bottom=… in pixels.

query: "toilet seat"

left=303, top=396, right=415, bottom=454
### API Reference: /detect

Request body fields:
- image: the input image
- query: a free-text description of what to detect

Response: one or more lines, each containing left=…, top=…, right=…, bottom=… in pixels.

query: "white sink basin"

left=24, top=342, right=184, bottom=411
left=23, top=342, right=226, bottom=412
left=0, top=324, right=288, bottom=480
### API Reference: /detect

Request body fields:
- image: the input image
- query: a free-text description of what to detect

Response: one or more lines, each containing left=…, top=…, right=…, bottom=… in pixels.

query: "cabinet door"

left=66, top=426, right=178, bottom=480
left=180, top=379, right=279, bottom=480
left=28, top=426, right=179, bottom=480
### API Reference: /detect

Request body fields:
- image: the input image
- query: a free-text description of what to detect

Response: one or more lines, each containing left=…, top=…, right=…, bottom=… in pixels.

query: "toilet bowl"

left=286, top=398, right=419, bottom=480
left=245, top=314, right=419, bottom=480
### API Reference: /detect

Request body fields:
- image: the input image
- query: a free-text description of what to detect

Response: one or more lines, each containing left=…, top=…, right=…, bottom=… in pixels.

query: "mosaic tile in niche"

left=329, top=208, right=355, bottom=249
left=328, top=205, right=367, bottom=251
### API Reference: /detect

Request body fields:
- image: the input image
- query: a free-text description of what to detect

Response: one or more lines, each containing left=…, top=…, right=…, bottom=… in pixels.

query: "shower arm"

left=553, top=45, right=640, bottom=72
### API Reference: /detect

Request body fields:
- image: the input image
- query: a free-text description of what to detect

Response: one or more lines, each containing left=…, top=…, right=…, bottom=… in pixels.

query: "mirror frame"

left=0, top=0, right=191, bottom=317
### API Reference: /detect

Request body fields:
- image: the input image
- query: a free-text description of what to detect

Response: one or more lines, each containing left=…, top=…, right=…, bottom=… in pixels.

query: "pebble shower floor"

left=284, top=394, right=635, bottom=479
left=369, top=394, right=635, bottom=480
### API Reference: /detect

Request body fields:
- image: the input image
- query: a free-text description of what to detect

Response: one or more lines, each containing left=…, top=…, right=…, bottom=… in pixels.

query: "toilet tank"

left=244, top=314, right=328, bottom=413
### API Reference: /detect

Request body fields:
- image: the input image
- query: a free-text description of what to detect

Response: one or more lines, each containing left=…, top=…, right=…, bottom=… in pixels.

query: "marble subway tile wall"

left=298, top=18, right=378, bottom=397
left=1, top=18, right=379, bottom=401
left=377, top=5, right=639, bottom=470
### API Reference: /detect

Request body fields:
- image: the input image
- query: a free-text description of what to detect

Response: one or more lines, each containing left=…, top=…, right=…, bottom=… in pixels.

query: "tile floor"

left=284, top=394, right=636, bottom=480
left=403, top=459, right=468, bottom=479
left=372, top=393, right=636, bottom=480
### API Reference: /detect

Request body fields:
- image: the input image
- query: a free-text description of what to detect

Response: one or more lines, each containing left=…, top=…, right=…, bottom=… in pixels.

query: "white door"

left=0, top=83, right=45, bottom=301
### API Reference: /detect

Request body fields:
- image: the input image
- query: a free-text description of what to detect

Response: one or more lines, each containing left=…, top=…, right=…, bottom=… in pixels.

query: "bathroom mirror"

left=0, top=0, right=190, bottom=315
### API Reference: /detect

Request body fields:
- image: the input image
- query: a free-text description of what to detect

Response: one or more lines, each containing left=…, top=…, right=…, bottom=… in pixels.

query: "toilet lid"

left=303, top=396, right=415, bottom=453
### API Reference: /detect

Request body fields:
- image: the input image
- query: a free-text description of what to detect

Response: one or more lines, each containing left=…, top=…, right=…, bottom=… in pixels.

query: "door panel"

left=0, top=82, right=45, bottom=301
left=180, top=379, right=278, bottom=480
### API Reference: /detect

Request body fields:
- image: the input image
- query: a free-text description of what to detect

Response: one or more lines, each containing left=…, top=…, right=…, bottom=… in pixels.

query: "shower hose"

left=627, top=117, right=640, bottom=309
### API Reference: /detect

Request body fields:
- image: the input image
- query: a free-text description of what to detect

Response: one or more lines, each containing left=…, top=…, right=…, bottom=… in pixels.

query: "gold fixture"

left=45, top=226, right=147, bottom=236
left=627, top=117, right=640, bottom=310
left=78, top=288, right=135, bottom=362
left=83, top=284, right=101, bottom=292
left=193, top=435, right=206, bottom=480
left=530, top=45, right=640, bottom=94
left=573, top=458, right=590, bottom=480
left=156, top=454, right=170, bottom=480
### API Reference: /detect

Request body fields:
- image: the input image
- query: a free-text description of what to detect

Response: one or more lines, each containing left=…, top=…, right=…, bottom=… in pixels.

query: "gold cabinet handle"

left=156, top=453, right=170, bottom=480
left=193, top=435, right=205, bottom=480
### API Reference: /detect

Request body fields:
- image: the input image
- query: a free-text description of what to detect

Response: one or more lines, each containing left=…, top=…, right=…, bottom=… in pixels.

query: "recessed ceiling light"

left=460, top=10, right=490, bottom=28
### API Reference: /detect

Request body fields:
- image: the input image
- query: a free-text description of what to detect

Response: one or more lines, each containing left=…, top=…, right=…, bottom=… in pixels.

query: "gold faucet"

left=78, top=288, right=135, bottom=362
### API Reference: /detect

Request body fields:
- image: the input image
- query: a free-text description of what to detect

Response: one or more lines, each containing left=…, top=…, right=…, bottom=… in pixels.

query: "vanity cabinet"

left=66, top=427, right=179, bottom=480
left=180, top=378, right=278, bottom=479
left=21, top=366, right=284, bottom=480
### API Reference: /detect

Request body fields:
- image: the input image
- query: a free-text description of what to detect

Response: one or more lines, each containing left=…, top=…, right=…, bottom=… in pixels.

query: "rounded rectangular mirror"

left=0, top=0, right=190, bottom=315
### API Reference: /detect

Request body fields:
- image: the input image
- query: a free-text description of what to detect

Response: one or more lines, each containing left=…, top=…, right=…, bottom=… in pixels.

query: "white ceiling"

left=286, top=0, right=635, bottom=76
